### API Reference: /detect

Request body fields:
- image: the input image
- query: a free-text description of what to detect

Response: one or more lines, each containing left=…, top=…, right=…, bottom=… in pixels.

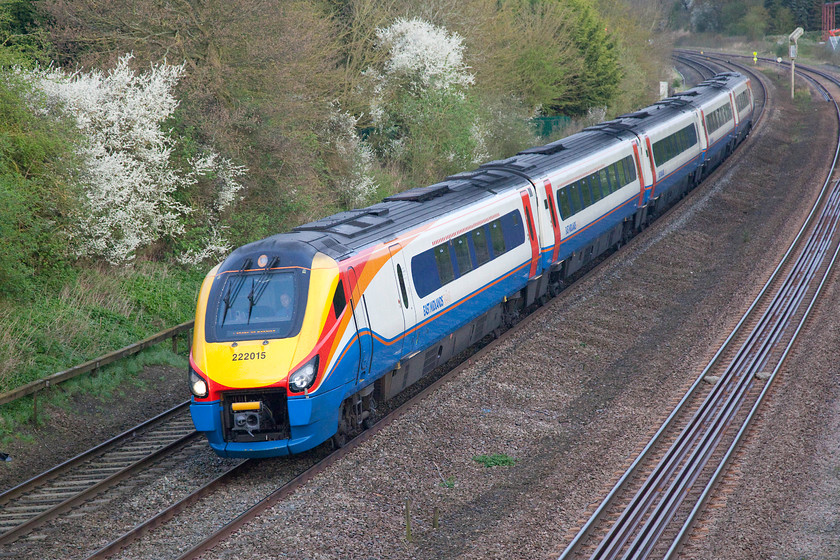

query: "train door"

left=542, top=178, right=562, bottom=264
left=519, top=188, right=541, bottom=278
left=631, top=141, right=647, bottom=206
left=347, top=266, right=372, bottom=384
left=728, top=91, right=739, bottom=128
left=387, top=243, right=416, bottom=359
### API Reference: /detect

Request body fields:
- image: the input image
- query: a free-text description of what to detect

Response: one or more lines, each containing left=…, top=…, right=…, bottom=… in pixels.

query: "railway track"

left=0, top=403, right=197, bottom=544
left=556, top=54, right=840, bottom=560
left=672, top=54, right=718, bottom=83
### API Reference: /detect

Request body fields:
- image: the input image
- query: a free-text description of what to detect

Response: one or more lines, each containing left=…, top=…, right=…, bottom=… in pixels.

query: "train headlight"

left=288, top=356, right=319, bottom=393
left=189, top=366, right=209, bottom=398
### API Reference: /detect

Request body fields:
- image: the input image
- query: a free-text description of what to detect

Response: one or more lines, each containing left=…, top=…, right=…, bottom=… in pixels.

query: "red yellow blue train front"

left=188, top=238, right=349, bottom=458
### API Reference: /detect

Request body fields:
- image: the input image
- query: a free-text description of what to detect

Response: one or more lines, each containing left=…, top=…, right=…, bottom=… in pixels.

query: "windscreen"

left=207, top=268, right=309, bottom=342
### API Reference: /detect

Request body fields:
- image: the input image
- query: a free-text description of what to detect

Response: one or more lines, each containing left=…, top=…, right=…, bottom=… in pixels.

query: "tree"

left=365, top=17, right=485, bottom=186
left=552, top=0, right=623, bottom=116
left=468, top=0, right=583, bottom=114
left=742, top=5, right=770, bottom=40
left=25, top=54, right=246, bottom=265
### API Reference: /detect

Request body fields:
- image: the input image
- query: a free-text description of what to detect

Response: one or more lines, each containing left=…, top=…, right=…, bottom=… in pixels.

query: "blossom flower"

left=376, top=18, right=474, bottom=92
left=21, top=54, right=246, bottom=265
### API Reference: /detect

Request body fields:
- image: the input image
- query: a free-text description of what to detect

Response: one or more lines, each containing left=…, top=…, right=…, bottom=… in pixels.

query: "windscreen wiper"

left=246, top=256, right=279, bottom=323
left=221, top=258, right=253, bottom=325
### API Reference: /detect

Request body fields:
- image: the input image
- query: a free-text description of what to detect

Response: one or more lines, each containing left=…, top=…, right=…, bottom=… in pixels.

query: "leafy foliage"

left=0, top=64, right=79, bottom=297
left=27, top=55, right=190, bottom=264
left=376, top=17, right=474, bottom=93
left=0, top=262, right=202, bottom=391
left=363, top=17, right=488, bottom=187
left=551, top=0, right=623, bottom=116
left=676, top=0, right=819, bottom=35
left=21, top=55, right=248, bottom=265
left=0, top=0, right=51, bottom=64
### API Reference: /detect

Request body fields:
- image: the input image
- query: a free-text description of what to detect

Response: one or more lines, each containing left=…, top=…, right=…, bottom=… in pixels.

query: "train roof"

left=233, top=128, right=630, bottom=263
left=225, top=73, right=746, bottom=266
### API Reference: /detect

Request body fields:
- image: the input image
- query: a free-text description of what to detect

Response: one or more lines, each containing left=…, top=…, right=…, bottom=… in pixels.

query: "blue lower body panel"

left=190, top=385, right=345, bottom=458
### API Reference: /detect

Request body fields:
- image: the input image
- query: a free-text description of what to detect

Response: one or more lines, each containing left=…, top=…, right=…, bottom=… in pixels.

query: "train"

left=188, top=72, right=754, bottom=458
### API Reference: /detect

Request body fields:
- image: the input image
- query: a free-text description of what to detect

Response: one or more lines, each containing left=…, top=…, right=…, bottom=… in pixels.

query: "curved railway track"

left=3, top=51, right=822, bottom=560
left=556, top=53, right=840, bottom=560
left=673, top=54, right=718, bottom=83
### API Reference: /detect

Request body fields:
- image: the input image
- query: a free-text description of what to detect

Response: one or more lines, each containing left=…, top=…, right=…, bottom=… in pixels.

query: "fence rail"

left=0, top=321, right=194, bottom=407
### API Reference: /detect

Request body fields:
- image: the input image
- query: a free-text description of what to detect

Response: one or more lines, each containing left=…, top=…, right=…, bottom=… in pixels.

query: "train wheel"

left=332, top=402, right=351, bottom=448
left=331, top=432, right=348, bottom=449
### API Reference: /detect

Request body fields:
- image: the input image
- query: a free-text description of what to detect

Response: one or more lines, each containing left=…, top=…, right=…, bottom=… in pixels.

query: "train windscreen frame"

left=205, top=267, right=310, bottom=342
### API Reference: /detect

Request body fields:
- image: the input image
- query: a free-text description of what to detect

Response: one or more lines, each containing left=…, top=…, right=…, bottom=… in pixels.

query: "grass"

left=0, top=261, right=202, bottom=394
left=0, top=344, right=188, bottom=445
left=472, top=453, right=517, bottom=468
left=0, top=259, right=201, bottom=444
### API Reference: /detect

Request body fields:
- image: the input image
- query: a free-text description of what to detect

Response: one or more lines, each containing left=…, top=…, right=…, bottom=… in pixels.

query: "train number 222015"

left=232, top=352, right=267, bottom=361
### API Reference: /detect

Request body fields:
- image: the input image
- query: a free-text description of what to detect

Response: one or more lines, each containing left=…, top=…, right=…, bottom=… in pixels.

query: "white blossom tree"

left=364, top=18, right=487, bottom=183
left=23, top=54, right=245, bottom=265
left=375, top=17, right=474, bottom=93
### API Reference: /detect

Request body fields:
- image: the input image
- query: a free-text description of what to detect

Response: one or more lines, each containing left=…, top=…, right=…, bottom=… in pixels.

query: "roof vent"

left=384, top=183, right=451, bottom=202
left=518, top=142, right=566, bottom=156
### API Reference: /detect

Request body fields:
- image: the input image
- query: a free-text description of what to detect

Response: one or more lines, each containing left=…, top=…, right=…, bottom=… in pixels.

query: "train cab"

left=189, top=238, right=347, bottom=457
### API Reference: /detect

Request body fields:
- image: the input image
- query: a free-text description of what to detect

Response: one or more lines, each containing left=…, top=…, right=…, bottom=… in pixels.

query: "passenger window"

left=568, top=182, right=583, bottom=213
left=435, top=243, right=455, bottom=285
left=503, top=211, right=526, bottom=249
left=452, top=234, right=473, bottom=276
left=410, top=250, right=439, bottom=298
left=687, top=125, right=697, bottom=147
left=624, top=156, right=636, bottom=183
left=598, top=168, right=610, bottom=196
left=590, top=174, right=603, bottom=202
left=557, top=188, right=572, bottom=219
left=607, top=165, right=620, bottom=193
left=396, top=265, right=409, bottom=309
left=653, top=141, right=664, bottom=166
left=615, top=161, right=626, bottom=187
left=472, top=227, right=491, bottom=266
left=489, top=219, right=506, bottom=257
left=580, top=179, right=593, bottom=207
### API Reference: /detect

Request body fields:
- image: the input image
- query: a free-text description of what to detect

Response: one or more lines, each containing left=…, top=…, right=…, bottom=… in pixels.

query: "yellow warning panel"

left=231, top=401, right=261, bottom=411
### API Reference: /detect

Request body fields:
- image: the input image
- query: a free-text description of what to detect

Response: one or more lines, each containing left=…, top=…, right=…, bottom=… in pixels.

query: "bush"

left=0, top=60, right=79, bottom=297
left=363, top=18, right=489, bottom=186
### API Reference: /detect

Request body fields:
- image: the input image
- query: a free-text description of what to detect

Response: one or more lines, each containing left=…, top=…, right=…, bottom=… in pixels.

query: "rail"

left=0, top=320, right=194, bottom=407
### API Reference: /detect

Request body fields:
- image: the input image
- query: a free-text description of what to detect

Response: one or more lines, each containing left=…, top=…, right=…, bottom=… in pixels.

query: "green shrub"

left=0, top=60, right=80, bottom=298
